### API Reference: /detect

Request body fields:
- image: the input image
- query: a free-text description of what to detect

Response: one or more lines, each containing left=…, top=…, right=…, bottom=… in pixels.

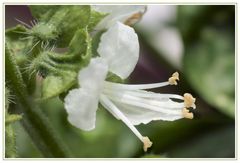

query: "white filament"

left=100, top=94, right=144, bottom=141
left=104, top=81, right=170, bottom=90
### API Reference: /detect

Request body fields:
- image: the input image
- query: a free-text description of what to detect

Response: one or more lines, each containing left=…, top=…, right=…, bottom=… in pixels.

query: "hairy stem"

left=5, top=45, right=72, bottom=158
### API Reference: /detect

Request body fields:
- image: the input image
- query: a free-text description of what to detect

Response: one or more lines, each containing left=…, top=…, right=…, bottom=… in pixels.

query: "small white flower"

left=64, top=22, right=196, bottom=152
left=92, top=5, right=147, bottom=31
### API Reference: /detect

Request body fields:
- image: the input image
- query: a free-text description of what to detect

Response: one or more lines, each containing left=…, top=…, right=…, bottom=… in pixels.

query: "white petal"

left=97, top=22, right=139, bottom=79
left=92, top=5, right=146, bottom=30
left=111, top=101, right=183, bottom=125
left=64, top=88, right=99, bottom=131
left=78, top=57, right=108, bottom=91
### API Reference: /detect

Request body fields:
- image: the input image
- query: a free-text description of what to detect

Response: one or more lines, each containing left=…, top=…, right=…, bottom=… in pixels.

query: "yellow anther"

left=142, top=136, right=153, bottom=152
left=168, top=72, right=179, bottom=85
left=124, top=13, right=143, bottom=26
left=182, top=108, right=194, bottom=119
left=184, top=93, right=196, bottom=109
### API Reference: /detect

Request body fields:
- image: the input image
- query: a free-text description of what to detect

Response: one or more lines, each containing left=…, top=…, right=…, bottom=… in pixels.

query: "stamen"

left=124, top=12, right=143, bottom=26
left=107, top=94, right=183, bottom=114
left=184, top=93, right=196, bottom=109
left=142, top=136, right=152, bottom=152
left=100, top=95, right=152, bottom=152
left=182, top=108, right=194, bottom=119
left=100, top=95, right=143, bottom=140
left=168, top=72, right=179, bottom=85
left=103, top=88, right=184, bottom=101
left=104, top=81, right=169, bottom=91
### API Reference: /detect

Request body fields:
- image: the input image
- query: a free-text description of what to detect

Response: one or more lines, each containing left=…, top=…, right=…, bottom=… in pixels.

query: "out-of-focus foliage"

left=168, top=125, right=234, bottom=158
left=178, top=5, right=235, bottom=117
left=183, top=29, right=234, bottom=117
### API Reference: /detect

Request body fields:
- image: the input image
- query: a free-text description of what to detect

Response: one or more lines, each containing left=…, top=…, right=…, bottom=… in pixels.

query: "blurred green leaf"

left=183, top=28, right=234, bottom=117
left=178, top=5, right=235, bottom=118
left=178, top=5, right=234, bottom=43
left=168, top=125, right=235, bottom=158
left=142, top=154, right=167, bottom=158
left=14, top=122, right=43, bottom=158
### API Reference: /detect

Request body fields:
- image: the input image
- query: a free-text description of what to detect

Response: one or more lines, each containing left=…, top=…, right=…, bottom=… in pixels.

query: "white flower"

left=64, top=22, right=196, bottom=152
left=92, top=5, right=147, bottom=31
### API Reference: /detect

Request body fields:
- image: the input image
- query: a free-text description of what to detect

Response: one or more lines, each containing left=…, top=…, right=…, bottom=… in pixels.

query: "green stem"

left=5, top=124, right=17, bottom=158
left=5, top=45, right=72, bottom=158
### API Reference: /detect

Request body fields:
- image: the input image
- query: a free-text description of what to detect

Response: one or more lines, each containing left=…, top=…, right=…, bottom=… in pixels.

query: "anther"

left=125, top=13, right=143, bottom=26
left=182, top=108, right=194, bottom=119
left=184, top=93, right=196, bottom=109
left=168, top=72, right=179, bottom=85
left=142, top=136, right=153, bottom=152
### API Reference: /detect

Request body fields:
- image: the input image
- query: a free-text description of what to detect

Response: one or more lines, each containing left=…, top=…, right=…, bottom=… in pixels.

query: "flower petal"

left=111, top=100, right=183, bottom=125
left=92, top=5, right=146, bottom=30
left=64, top=88, right=99, bottom=131
left=97, top=22, right=139, bottom=79
left=78, top=57, right=108, bottom=91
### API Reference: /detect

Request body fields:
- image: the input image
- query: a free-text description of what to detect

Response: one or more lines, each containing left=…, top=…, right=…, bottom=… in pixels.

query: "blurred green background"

left=5, top=5, right=235, bottom=158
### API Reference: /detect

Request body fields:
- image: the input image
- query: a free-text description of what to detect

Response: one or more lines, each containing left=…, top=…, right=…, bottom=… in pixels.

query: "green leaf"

left=29, top=5, right=60, bottom=22
left=88, top=8, right=107, bottom=31
left=106, top=72, right=124, bottom=84
left=5, top=25, right=32, bottom=65
left=91, top=30, right=105, bottom=57
left=33, top=27, right=92, bottom=99
left=49, top=5, right=91, bottom=47
left=29, top=5, right=91, bottom=47
left=42, top=71, right=77, bottom=100
left=183, top=28, right=235, bottom=117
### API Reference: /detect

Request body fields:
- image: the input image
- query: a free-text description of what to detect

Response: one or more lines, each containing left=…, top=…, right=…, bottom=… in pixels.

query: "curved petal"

left=92, top=5, right=146, bottom=30
left=78, top=57, right=108, bottom=91
left=64, top=88, right=99, bottom=131
left=111, top=100, right=183, bottom=125
left=97, top=22, right=139, bottom=79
